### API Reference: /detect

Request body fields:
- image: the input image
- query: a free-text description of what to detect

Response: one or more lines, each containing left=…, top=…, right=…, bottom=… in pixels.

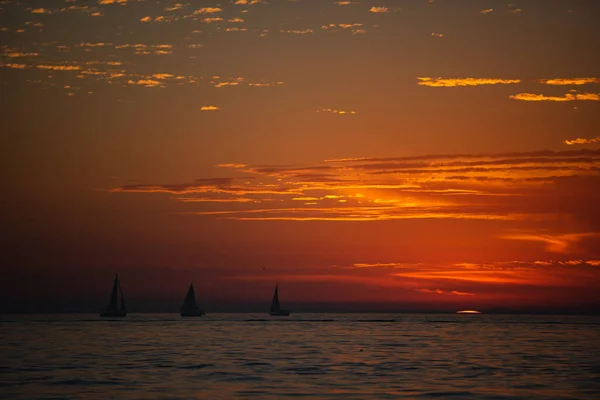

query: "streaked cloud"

left=538, top=78, right=600, bottom=85
left=234, top=0, right=265, bottom=4
left=201, top=105, right=220, bottom=111
left=111, top=149, right=600, bottom=223
left=369, top=6, right=389, bottom=13
left=564, top=136, right=600, bottom=145
left=415, top=288, right=475, bottom=296
left=127, top=79, right=162, bottom=87
left=418, top=77, right=520, bottom=87
left=3, top=52, right=39, bottom=58
left=280, top=29, right=313, bottom=34
left=201, top=17, right=223, bottom=23
left=30, top=8, right=51, bottom=14
left=509, top=92, right=600, bottom=102
left=193, top=7, right=222, bottom=14
left=480, top=9, right=494, bottom=15
left=500, top=232, right=597, bottom=254
left=317, top=108, right=357, bottom=115
left=431, top=32, right=444, bottom=38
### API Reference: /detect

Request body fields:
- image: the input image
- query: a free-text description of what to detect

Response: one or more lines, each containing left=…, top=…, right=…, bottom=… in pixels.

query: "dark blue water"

left=1, top=314, right=599, bottom=399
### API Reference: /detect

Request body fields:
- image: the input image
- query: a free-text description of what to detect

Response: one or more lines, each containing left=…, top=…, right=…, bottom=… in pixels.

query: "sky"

left=1, top=0, right=600, bottom=313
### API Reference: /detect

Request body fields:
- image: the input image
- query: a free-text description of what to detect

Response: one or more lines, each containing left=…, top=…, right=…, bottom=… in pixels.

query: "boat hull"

left=269, top=310, right=290, bottom=316
left=180, top=310, right=205, bottom=317
left=100, top=310, right=126, bottom=317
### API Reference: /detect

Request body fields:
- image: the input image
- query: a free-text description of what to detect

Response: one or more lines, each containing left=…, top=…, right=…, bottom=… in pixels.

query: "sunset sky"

left=1, top=0, right=599, bottom=313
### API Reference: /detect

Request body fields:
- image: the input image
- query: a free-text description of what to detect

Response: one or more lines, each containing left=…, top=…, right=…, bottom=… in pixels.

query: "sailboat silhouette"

left=269, top=284, right=290, bottom=316
left=100, top=274, right=127, bottom=317
left=180, top=283, right=205, bottom=317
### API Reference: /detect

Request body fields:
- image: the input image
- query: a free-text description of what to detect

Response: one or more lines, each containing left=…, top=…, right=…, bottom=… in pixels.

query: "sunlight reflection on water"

left=1, top=314, right=599, bottom=399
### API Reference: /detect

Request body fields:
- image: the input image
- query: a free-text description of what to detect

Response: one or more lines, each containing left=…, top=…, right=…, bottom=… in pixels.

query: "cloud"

left=3, top=52, right=39, bottom=58
left=431, top=32, right=444, bottom=38
left=280, top=29, right=313, bottom=34
left=31, top=8, right=52, bottom=14
left=317, top=108, right=357, bottom=115
left=1, top=63, right=28, bottom=69
left=201, top=105, right=220, bottom=111
left=216, top=163, right=247, bottom=168
left=111, top=149, right=600, bottom=223
left=415, top=288, right=475, bottom=296
left=234, top=0, right=265, bottom=4
left=193, top=7, right=222, bottom=14
left=36, top=64, right=81, bottom=71
left=564, top=137, right=600, bottom=145
left=369, top=6, right=389, bottom=13
left=539, top=78, right=600, bottom=85
left=127, top=79, right=162, bottom=87
left=201, top=17, right=223, bottom=23
left=140, top=16, right=152, bottom=22
left=417, top=77, right=521, bottom=87
left=500, top=232, right=597, bottom=254
left=480, top=9, right=494, bottom=15
left=510, top=92, right=600, bottom=102
left=98, top=0, right=127, bottom=4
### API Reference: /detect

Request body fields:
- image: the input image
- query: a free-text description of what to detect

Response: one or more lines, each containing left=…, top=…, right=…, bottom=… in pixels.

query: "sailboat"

left=269, top=284, right=290, bottom=316
left=100, top=274, right=127, bottom=317
left=180, top=283, right=205, bottom=317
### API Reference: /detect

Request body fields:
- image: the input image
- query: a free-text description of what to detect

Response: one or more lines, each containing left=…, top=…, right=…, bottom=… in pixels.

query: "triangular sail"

left=270, top=284, right=280, bottom=312
left=181, top=283, right=199, bottom=311
left=107, top=274, right=119, bottom=311
left=119, top=280, right=126, bottom=312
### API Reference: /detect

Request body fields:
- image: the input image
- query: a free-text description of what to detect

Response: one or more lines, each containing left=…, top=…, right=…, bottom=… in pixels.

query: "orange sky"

left=1, top=0, right=599, bottom=312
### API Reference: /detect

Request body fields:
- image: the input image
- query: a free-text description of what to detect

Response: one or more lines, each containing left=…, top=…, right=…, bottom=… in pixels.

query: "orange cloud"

left=111, top=149, right=600, bottom=224
left=510, top=92, right=600, bottom=101
left=201, top=105, right=220, bottom=111
left=201, top=17, right=223, bottom=23
left=317, top=108, right=357, bottom=115
left=480, top=9, right=494, bottom=15
left=418, top=77, right=520, bottom=87
left=280, top=29, right=313, bottom=34
left=564, top=137, right=600, bottom=145
left=415, top=288, right=475, bottom=296
left=193, top=7, right=222, bottom=14
left=4, top=52, right=39, bottom=58
left=31, top=8, right=52, bottom=14
left=500, top=232, right=597, bottom=254
left=127, top=79, right=162, bottom=87
left=369, top=6, right=389, bottom=13
left=36, top=64, right=81, bottom=71
left=539, top=78, right=600, bottom=85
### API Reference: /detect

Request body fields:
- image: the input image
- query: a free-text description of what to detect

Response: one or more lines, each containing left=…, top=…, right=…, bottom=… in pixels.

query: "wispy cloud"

left=538, top=78, right=600, bottom=85
left=280, top=29, right=313, bottom=34
left=30, top=8, right=52, bottom=14
left=564, top=136, right=600, bottom=145
left=317, top=108, right=357, bottom=115
left=500, top=232, right=597, bottom=254
left=369, top=6, right=389, bottom=13
left=193, top=7, right=222, bottom=14
left=480, top=9, right=494, bottom=15
left=111, top=149, right=600, bottom=223
left=201, top=105, right=220, bottom=111
left=418, top=77, right=520, bottom=87
left=510, top=92, right=600, bottom=102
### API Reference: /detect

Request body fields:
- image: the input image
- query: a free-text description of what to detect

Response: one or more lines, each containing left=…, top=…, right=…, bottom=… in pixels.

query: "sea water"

left=1, top=314, right=599, bottom=399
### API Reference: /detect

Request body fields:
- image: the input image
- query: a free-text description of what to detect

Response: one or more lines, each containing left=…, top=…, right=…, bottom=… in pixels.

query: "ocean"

left=1, top=314, right=599, bottom=399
